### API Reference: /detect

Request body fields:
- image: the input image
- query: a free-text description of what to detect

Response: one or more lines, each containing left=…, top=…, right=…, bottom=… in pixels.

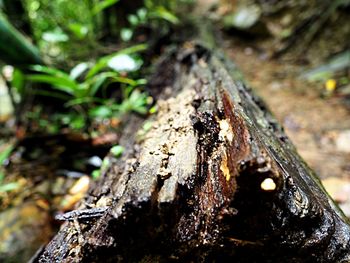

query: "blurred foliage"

left=301, top=50, right=350, bottom=82
left=110, top=145, right=124, bottom=157
left=26, top=44, right=147, bottom=104
left=0, top=0, right=192, bottom=135
left=0, top=11, right=42, bottom=67
left=300, top=50, right=350, bottom=97
left=120, top=0, right=181, bottom=42
left=23, top=0, right=101, bottom=65
left=0, top=143, right=20, bottom=193
left=20, top=44, right=150, bottom=131
left=18, top=0, right=194, bottom=65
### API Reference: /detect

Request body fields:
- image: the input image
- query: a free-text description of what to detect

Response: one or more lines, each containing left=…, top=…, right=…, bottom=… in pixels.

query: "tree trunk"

left=34, top=44, right=350, bottom=263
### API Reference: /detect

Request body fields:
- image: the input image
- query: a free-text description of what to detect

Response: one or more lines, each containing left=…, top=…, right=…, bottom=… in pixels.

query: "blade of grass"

left=0, top=182, right=20, bottom=192
left=0, top=144, right=14, bottom=166
left=92, top=0, right=119, bottom=15
left=86, top=44, right=148, bottom=79
left=31, top=89, right=72, bottom=101
left=31, top=65, right=73, bottom=79
left=27, top=74, right=80, bottom=95
left=0, top=143, right=14, bottom=184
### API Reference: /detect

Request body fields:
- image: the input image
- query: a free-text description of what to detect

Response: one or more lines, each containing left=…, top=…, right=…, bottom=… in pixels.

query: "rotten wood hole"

left=36, top=44, right=350, bottom=262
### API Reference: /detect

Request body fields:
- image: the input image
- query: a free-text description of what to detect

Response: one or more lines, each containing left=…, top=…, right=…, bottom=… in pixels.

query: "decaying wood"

left=36, top=44, right=350, bottom=262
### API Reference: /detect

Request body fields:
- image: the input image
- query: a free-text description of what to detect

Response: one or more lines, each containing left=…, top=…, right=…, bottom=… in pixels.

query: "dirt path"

left=222, top=36, right=350, bottom=216
left=224, top=38, right=350, bottom=180
left=197, top=0, right=350, bottom=185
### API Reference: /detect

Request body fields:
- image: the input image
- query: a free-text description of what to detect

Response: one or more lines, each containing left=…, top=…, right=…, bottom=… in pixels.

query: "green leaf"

left=133, top=106, right=148, bottom=114
left=120, top=28, right=133, bottom=42
left=107, top=54, right=142, bottom=72
left=12, top=68, right=24, bottom=94
left=42, top=29, right=69, bottom=42
left=92, top=0, right=119, bottom=15
left=87, top=71, right=118, bottom=97
left=31, top=89, right=72, bottom=101
left=128, top=14, right=139, bottom=26
left=70, top=62, right=90, bottom=79
left=92, top=169, right=100, bottom=179
left=149, top=6, right=179, bottom=24
left=64, top=97, right=94, bottom=107
left=69, top=115, right=85, bottom=130
left=120, top=89, right=148, bottom=114
left=0, top=182, right=20, bottom=192
left=137, top=8, right=148, bottom=22
left=26, top=74, right=80, bottom=95
left=68, top=23, right=89, bottom=39
left=89, top=105, right=112, bottom=118
left=86, top=44, right=148, bottom=79
left=149, top=105, right=157, bottom=114
left=0, top=11, right=43, bottom=67
left=135, top=79, right=147, bottom=85
left=31, top=65, right=72, bottom=79
left=144, top=0, right=154, bottom=9
left=28, top=65, right=80, bottom=94
left=90, top=76, right=108, bottom=97
left=110, top=145, right=124, bottom=157
left=0, top=171, right=4, bottom=183
left=301, top=50, right=350, bottom=81
left=0, top=144, right=14, bottom=166
left=101, top=157, right=110, bottom=169
left=109, top=76, right=141, bottom=86
left=88, top=73, right=142, bottom=96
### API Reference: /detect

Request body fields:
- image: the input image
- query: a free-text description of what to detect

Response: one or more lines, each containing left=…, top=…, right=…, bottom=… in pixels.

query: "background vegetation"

left=0, top=0, right=349, bottom=262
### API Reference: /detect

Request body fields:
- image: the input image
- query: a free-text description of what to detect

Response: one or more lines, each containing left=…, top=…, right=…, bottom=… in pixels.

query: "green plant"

left=301, top=50, right=350, bottom=82
left=25, top=44, right=150, bottom=130
left=110, top=145, right=124, bottom=157
left=92, top=0, right=120, bottom=16
left=23, top=0, right=122, bottom=64
left=91, top=145, right=123, bottom=180
left=0, top=143, right=20, bottom=192
left=0, top=11, right=43, bottom=67
left=120, top=0, right=180, bottom=41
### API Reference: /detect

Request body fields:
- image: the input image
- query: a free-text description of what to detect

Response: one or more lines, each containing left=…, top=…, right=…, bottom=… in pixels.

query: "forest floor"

left=222, top=35, right=350, bottom=216
left=1, top=2, right=350, bottom=261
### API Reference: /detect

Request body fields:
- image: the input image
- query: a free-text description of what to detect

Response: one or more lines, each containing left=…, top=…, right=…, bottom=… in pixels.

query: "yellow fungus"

left=261, top=178, right=276, bottom=191
left=220, top=152, right=231, bottom=181
left=325, top=79, right=336, bottom=92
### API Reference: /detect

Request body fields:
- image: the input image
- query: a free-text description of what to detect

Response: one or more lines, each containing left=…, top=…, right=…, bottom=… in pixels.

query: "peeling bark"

left=36, top=44, right=350, bottom=263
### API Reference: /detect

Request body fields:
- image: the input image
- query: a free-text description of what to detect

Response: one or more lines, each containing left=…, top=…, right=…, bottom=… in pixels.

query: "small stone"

left=244, top=47, right=253, bottom=56
left=335, top=130, right=350, bottom=153
left=223, top=4, right=262, bottom=30
left=270, top=81, right=282, bottom=91
left=322, top=177, right=350, bottom=203
left=283, top=115, right=300, bottom=132
left=69, top=176, right=90, bottom=195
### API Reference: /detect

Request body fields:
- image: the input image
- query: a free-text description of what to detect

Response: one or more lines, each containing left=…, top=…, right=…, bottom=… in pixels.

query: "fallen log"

left=35, top=43, right=350, bottom=262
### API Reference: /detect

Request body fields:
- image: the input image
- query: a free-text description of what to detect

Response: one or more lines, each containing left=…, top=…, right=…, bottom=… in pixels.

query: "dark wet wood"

left=36, top=44, right=350, bottom=263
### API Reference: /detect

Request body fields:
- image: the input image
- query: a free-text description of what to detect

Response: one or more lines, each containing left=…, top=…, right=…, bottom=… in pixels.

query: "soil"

left=197, top=0, right=350, bottom=182
left=223, top=38, right=350, bottom=180
left=1, top=1, right=350, bottom=260
left=196, top=0, right=350, bottom=216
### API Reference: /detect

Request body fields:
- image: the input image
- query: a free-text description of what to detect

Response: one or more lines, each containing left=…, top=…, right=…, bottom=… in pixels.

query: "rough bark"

left=35, top=44, right=350, bottom=263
